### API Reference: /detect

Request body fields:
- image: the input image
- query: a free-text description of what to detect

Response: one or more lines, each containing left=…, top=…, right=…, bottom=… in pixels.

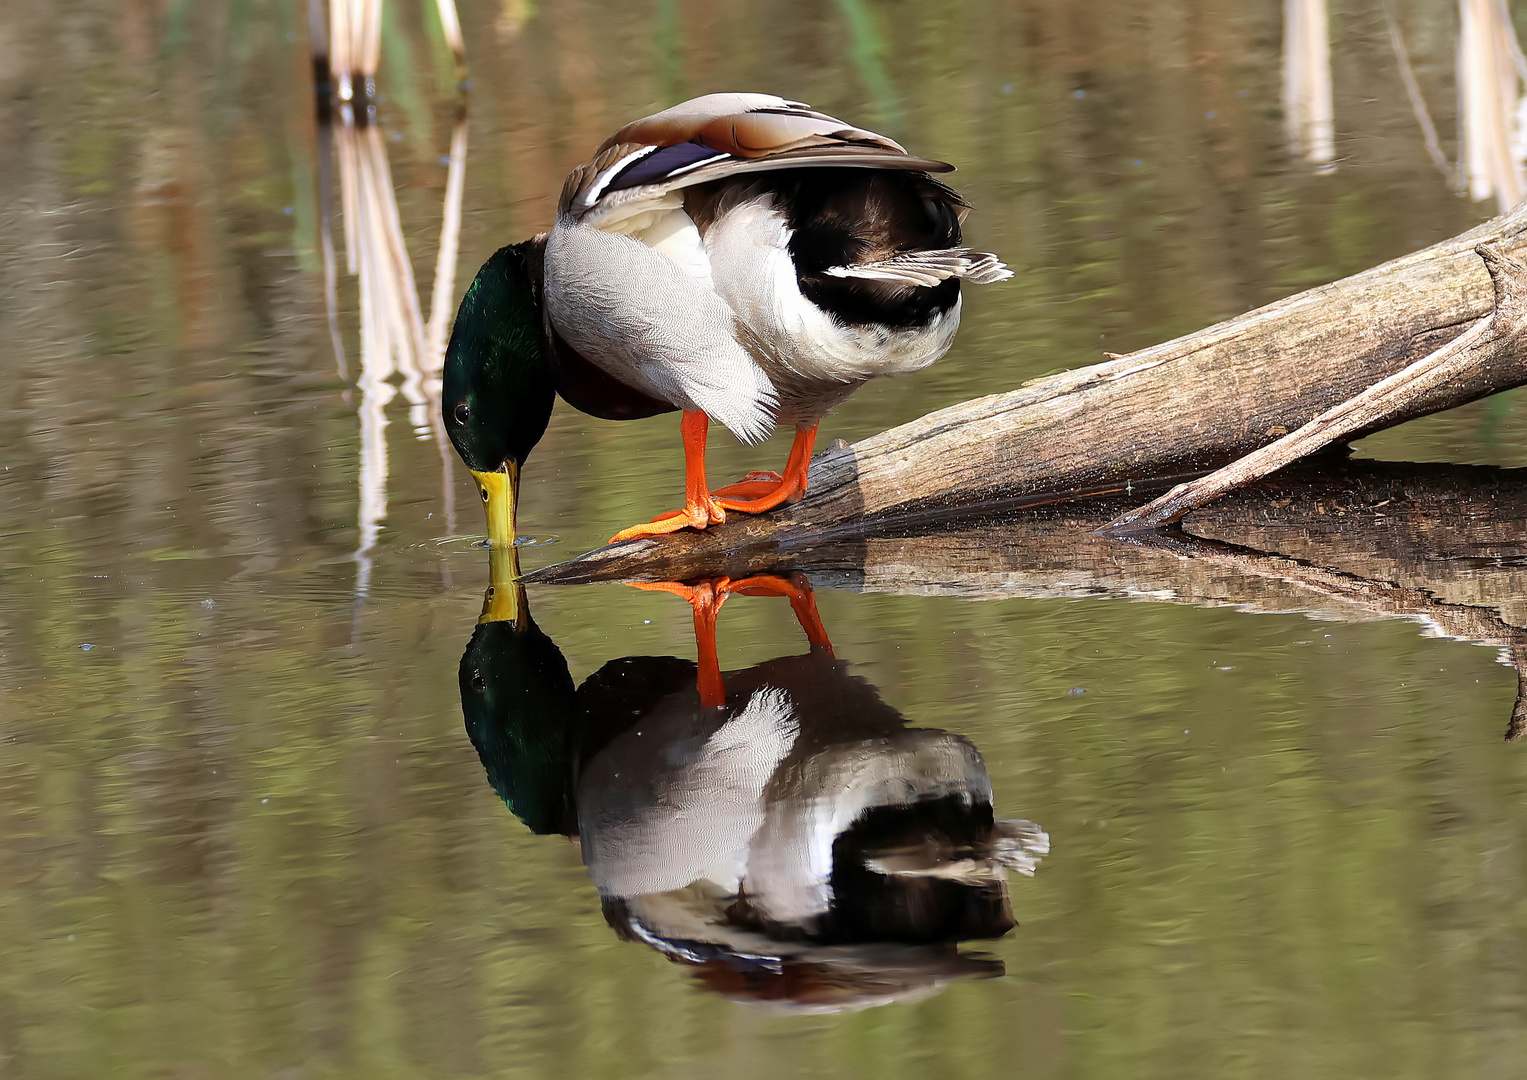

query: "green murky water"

left=4, top=1, right=1527, bottom=1076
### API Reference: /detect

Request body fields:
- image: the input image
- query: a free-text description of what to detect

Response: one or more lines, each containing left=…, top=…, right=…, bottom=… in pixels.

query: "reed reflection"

left=459, top=552, right=1048, bottom=1010
left=311, top=0, right=469, bottom=600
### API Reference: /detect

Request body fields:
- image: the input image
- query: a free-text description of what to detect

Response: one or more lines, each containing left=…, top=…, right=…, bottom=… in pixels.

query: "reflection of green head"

left=458, top=612, right=578, bottom=836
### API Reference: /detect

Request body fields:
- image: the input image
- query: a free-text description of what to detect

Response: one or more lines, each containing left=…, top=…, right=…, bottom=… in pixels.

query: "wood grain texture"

left=529, top=461, right=1527, bottom=626
left=1101, top=243, right=1527, bottom=532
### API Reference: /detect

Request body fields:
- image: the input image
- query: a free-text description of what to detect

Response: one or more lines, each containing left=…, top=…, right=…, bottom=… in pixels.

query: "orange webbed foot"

left=611, top=410, right=740, bottom=544
left=715, top=424, right=818, bottom=515
left=609, top=494, right=726, bottom=544
left=629, top=577, right=732, bottom=612
left=708, top=470, right=785, bottom=502
left=713, top=474, right=808, bottom=514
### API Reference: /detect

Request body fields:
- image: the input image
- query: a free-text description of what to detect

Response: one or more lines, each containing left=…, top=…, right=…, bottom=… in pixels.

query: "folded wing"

left=561, top=93, right=953, bottom=227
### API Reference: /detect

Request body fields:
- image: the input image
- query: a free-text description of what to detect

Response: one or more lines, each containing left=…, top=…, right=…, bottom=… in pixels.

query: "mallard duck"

left=459, top=567, right=1049, bottom=1008
left=443, top=92, right=1011, bottom=546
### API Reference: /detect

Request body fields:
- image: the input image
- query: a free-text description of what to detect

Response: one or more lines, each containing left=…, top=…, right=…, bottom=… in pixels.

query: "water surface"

left=3, top=1, right=1527, bottom=1077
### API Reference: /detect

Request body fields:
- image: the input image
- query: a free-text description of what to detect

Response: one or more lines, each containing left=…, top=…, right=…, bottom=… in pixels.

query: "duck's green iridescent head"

left=444, top=240, right=556, bottom=547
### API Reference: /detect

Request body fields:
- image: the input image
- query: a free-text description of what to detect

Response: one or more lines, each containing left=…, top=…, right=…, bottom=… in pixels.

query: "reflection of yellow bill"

left=479, top=543, right=524, bottom=626
left=470, top=463, right=519, bottom=548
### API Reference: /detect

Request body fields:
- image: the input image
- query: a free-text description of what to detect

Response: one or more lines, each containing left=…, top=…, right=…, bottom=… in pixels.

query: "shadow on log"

left=528, top=459, right=1527, bottom=740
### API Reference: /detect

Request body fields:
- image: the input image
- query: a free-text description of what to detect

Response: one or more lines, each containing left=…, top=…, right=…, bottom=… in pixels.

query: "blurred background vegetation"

left=2, top=1, right=1527, bottom=1077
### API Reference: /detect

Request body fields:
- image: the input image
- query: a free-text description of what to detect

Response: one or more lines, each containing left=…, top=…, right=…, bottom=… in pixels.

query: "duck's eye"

left=453, top=402, right=471, bottom=425
left=470, top=668, right=485, bottom=692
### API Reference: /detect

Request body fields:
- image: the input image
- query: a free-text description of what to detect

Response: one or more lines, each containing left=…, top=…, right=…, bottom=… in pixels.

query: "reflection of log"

left=1124, top=527, right=1527, bottom=742
left=529, top=460, right=1527, bottom=739
left=572, top=203, right=1527, bottom=563
left=1510, top=643, right=1527, bottom=742
left=529, top=461, right=1527, bottom=619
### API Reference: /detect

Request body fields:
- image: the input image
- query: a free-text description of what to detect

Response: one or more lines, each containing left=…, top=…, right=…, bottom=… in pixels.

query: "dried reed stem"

left=333, top=110, right=469, bottom=582
left=425, top=114, right=468, bottom=371
left=359, top=0, right=383, bottom=87
left=321, top=0, right=467, bottom=108
left=313, top=0, right=471, bottom=591
left=435, top=0, right=466, bottom=70
left=327, top=0, right=384, bottom=101
left=328, top=0, right=352, bottom=100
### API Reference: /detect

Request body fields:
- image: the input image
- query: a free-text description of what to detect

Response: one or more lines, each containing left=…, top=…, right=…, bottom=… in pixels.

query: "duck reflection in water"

left=459, top=549, right=1049, bottom=1011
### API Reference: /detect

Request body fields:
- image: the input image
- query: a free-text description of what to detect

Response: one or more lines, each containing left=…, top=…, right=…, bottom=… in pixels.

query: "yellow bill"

left=471, top=462, right=520, bottom=548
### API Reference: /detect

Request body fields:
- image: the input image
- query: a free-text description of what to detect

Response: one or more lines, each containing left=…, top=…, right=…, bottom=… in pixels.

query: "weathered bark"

left=553, top=201, right=1527, bottom=570
left=1101, top=243, right=1527, bottom=532
left=527, top=460, right=1527, bottom=738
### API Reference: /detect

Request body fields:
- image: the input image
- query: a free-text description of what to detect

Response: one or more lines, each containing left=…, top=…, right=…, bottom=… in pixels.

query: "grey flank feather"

left=544, top=220, right=779, bottom=443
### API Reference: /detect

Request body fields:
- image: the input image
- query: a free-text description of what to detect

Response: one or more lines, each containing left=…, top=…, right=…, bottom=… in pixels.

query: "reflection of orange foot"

left=630, top=573, right=835, bottom=706
left=631, top=579, right=732, bottom=706
left=630, top=579, right=730, bottom=609
left=729, top=572, right=834, bottom=656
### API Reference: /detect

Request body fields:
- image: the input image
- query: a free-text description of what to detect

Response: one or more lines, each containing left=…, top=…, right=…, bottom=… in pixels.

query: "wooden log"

left=1101, top=243, right=1527, bottom=532
left=544, top=201, right=1527, bottom=573
left=797, top=204, right=1527, bottom=528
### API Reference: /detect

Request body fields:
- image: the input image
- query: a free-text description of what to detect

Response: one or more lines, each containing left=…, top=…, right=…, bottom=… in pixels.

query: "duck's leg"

left=629, top=578, right=731, bottom=707
left=705, top=469, right=785, bottom=500
left=711, top=422, right=818, bottom=513
left=610, top=411, right=728, bottom=543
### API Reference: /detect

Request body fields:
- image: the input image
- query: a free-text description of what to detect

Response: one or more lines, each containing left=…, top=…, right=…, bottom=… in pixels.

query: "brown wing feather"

left=596, top=93, right=815, bottom=151
left=599, top=112, right=714, bottom=152
left=697, top=110, right=904, bottom=157
left=605, top=106, right=904, bottom=159
left=566, top=95, right=951, bottom=223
